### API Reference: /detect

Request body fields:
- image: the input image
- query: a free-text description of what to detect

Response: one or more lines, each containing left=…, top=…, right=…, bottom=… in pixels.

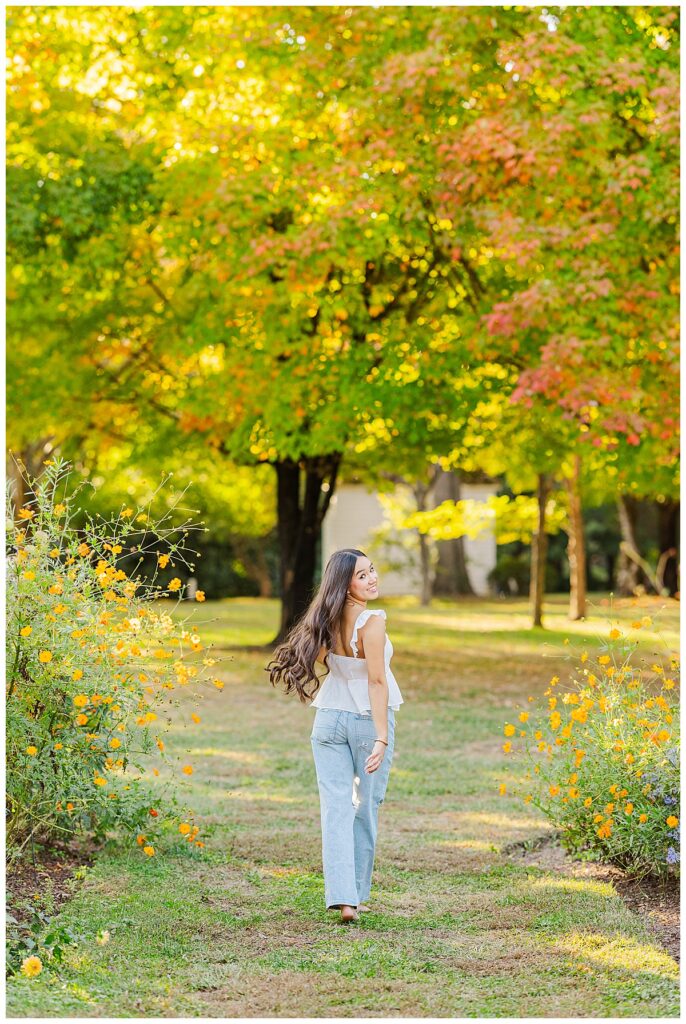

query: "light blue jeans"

left=310, top=707, right=396, bottom=909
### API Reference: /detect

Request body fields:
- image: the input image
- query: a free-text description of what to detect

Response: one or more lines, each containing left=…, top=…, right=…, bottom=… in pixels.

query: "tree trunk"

left=275, top=455, right=340, bottom=643
left=432, top=469, right=475, bottom=596
left=616, top=495, right=645, bottom=595
left=7, top=441, right=51, bottom=517
left=412, top=481, right=435, bottom=606
left=530, top=473, right=549, bottom=628
left=656, top=498, right=679, bottom=596
left=566, top=453, right=587, bottom=620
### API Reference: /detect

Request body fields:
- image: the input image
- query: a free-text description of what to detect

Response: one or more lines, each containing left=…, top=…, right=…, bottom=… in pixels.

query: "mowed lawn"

left=7, top=594, right=680, bottom=1017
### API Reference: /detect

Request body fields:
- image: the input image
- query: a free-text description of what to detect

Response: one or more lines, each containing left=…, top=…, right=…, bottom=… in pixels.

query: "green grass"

left=7, top=593, right=679, bottom=1017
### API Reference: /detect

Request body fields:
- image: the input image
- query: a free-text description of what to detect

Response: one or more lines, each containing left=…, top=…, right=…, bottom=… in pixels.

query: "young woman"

left=268, top=548, right=403, bottom=924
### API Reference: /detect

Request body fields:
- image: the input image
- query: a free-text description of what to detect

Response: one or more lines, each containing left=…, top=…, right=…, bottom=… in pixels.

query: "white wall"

left=322, top=482, right=498, bottom=597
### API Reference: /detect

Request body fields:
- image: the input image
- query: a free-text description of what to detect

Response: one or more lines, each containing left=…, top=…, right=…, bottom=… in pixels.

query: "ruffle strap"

left=350, top=608, right=387, bottom=658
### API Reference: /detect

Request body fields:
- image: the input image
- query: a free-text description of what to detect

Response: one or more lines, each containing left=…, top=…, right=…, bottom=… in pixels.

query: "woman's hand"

left=364, top=740, right=387, bottom=774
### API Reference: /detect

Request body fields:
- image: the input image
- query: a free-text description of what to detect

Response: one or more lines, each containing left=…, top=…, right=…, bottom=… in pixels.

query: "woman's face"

left=348, top=555, right=379, bottom=602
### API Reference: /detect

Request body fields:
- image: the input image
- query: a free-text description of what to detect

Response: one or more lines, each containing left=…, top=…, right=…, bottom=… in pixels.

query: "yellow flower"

left=605, top=803, right=615, bottom=814
left=38, top=650, right=53, bottom=663
left=631, top=620, right=643, bottom=629
left=75, top=713, right=89, bottom=726
left=73, top=694, right=89, bottom=708
left=20, top=954, right=42, bottom=977
left=109, top=738, right=121, bottom=750
left=136, top=834, right=146, bottom=845
left=191, top=713, right=201, bottom=724
left=598, top=655, right=611, bottom=666
left=55, top=743, right=63, bottom=751
left=121, top=507, right=134, bottom=518
left=182, top=765, right=193, bottom=775
left=143, top=844, right=155, bottom=856
left=53, top=504, right=66, bottom=515
left=503, top=723, right=516, bottom=737
left=583, top=797, right=593, bottom=807
left=609, top=628, right=621, bottom=640
left=93, top=776, right=107, bottom=787
left=49, top=547, right=60, bottom=558
left=179, top=822, right=192, bottom=835
left=158, top=553, right=170, bottom=568
left=518, top=711, right=529, bottom=723
left=72, top=669, right=83, bottom=682
left=502, top=741, right=511, bottom=753
left=580, top=651, right=588, bottom=663
left=23, top=570, right=36, bottom=581
left=666, top=816, right=678, bottom=828
left=20, top=625, right=32, bottom=637
left=168, top=578, right=182, bottom=592
left=639, top=813, right=648, bottom=823
left=498, top=783, right=507, bottom=795
left=624, top=803, right=634, bottom=815
left=26, top=745, right=38, bottom=756
left=77, top=542, right=90, bottom=557
left=195, top=590, right=206, bottom=602
left=642, top=616, right=652, bottom=627
left=549, top=711, right=561, bottom=730
left=48, top=583, right=63, bottom=595
left=549, top=785, right=559, bottom=797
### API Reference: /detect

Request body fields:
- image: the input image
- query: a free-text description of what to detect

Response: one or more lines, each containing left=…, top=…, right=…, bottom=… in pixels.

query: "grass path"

left=8, top=594, right=679, bottom=1017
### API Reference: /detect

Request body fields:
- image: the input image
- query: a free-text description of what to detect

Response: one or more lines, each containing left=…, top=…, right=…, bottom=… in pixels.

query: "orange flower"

left=38, top=650, right=53, bottom=663
left=195, top=590, right=206, bottom=602
left=75, top=713, right=88, bottom=726
left=143, top=844, right=155, bottom=856
left=666, top=816, right=678, bottom=828
left=182, top=765, right=193, bottom=775
left=168, top=578, right=182, bottom=592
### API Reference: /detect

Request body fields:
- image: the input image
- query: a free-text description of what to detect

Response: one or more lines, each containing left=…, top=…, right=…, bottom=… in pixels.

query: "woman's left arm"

left=360, top=616, right=389, bottom=773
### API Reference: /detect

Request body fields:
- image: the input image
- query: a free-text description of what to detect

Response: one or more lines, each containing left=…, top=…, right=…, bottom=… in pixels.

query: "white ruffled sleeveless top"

left=310, top=608, right=404, bottom=714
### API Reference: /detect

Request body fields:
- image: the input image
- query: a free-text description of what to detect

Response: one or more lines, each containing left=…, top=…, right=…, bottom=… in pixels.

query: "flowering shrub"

left=499, top=616, right=680, bottom=879
left=6, top=457, right=224, bottom=863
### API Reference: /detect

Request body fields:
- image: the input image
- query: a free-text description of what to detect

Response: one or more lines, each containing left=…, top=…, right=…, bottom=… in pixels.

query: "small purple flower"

left=666, top=846, right=680, bottom=865
left=664, top=795, right=677, bottom=805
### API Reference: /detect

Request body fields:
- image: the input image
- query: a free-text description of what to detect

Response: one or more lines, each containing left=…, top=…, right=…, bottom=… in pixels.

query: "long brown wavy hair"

left=267, top=548, right=367, bottom=703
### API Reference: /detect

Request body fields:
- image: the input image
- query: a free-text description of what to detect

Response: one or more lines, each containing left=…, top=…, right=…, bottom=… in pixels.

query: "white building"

left=322, top=481, right=498, bottom=597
